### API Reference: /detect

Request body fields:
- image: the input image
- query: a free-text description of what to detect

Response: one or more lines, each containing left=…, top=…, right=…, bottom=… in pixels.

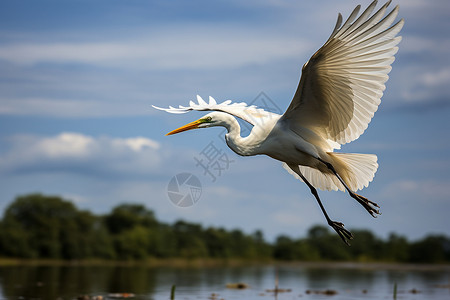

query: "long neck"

left=223, top=117, right=258, bottom=156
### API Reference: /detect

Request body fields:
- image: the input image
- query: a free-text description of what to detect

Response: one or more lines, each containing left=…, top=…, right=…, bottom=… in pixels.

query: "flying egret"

left=153, top=0, right=403, bottom=245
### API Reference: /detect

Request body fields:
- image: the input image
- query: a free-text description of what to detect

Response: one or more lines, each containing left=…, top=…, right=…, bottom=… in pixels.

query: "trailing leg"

left=288, top=164, right=353, bottom=245
left=318, top=158, right=381, bottom=217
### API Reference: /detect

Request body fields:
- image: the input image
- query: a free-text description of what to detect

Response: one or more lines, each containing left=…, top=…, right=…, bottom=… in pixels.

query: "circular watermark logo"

left=167, top=173, right=202, bottom=207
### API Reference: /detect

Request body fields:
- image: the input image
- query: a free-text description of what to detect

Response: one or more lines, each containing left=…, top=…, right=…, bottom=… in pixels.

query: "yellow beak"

left=166, top=119, right=204, bottom=136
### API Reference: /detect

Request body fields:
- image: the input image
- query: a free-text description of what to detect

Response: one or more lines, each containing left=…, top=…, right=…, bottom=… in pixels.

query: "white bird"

left=153, top=0, right=404, bottom=245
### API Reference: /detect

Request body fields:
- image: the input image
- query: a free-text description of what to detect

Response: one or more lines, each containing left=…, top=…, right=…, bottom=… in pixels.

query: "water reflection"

left=0, top=264, right=449, bottom=299
left=0, top=265, right=158, bottom=299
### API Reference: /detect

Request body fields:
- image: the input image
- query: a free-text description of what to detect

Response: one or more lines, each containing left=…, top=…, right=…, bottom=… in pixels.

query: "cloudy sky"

left=0, top=0, right=449, bottom=242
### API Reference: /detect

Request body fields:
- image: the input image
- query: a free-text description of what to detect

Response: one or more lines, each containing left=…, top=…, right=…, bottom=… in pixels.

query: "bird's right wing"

left=281, top=0, right=403, bottom=146
left=153, top=95, right=279, bottom=126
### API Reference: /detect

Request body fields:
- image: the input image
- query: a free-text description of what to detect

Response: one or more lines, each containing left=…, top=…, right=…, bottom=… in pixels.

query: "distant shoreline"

left=0, top=258, right=448, bottom=270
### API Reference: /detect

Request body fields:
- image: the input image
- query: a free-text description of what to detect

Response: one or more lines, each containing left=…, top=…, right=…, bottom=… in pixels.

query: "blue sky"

left=0, top=0, right=449, bottom=242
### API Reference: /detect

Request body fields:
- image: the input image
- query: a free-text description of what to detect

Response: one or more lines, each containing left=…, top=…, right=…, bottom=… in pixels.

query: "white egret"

left=153, top=0, right=403, bottom=245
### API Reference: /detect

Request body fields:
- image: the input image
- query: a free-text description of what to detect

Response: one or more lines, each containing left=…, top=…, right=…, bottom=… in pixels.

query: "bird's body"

left=153, top=0, right=403, bottom=244
left=224, top=114, right=318, bottom=166
left=213, top=111, right=375, bottom=192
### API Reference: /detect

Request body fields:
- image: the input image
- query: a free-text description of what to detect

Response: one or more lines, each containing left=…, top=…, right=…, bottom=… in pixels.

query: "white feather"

left=282, top=0, right=403, bottom=146
left=152, top=96, right=278, bottom=126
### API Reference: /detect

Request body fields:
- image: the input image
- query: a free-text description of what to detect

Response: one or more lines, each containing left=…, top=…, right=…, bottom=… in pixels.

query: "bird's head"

left=166, top=112, right=229, bottom=136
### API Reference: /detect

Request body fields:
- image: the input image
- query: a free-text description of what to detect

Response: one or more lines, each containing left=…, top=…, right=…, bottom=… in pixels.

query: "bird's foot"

left=329, top=221, right=353, bottom=246
left=352, top=193, right=381, bottom=218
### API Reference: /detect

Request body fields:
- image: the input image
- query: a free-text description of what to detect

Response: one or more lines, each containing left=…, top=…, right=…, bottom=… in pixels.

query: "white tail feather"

left=283, top=153, right=378, bottom=192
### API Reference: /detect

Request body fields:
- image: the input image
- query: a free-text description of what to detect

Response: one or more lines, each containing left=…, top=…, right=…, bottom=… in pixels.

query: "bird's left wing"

left=153, top=95, right=279, bottom=126
left=281, top=0, right=404, bottom=146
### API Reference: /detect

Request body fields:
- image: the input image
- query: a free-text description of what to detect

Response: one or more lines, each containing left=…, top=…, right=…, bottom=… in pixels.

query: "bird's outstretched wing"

left=281, top=0, right=404, bottom=146
left=153, top=95, right=279, bottom=126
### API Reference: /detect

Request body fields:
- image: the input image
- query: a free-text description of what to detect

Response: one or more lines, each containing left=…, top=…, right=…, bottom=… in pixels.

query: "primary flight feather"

left=153, top=0, right=404, bottom=245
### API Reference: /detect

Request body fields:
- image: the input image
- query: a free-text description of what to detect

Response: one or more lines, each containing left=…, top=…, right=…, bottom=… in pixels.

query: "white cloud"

left=36, top=132, right=95, bottom=159
left=0, top=97, right=158, bottom=118
left=114, top=137, right=160, bottom=152
left=0, top=25, right=314, bottom=119
left=61, top=193, right=91, bottom=205
left=0, top=42, right=142, bottom=65
left=381, top=179, right=450, bottom=201
left=0, top=132, right=164, bottom=177
left=2, top=0, right=447, bottom=120
left=392, top=64, right=450, bottom=106
left=272, top=211, right=305, bottom=226
left=0, top=29, right=312, bottom=70
left=400, top=36, right=450, bottom=55
left=422, top=68, right=450, bottom=87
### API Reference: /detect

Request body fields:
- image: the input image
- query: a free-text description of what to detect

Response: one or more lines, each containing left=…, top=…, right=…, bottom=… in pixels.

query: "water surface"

left=1, top=263, right=449, bottom=299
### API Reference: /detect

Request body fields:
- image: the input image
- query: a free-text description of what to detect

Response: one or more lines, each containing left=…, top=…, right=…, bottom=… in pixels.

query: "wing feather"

left=282, top=0, right=403, bottom=145
left=153, top=95, right=279, bottom=125
left=333, top=0, right=379, bottom=40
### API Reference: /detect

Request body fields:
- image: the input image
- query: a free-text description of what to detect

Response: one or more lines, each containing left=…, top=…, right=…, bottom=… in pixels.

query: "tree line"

left=0, top=194, right=448, bottom=263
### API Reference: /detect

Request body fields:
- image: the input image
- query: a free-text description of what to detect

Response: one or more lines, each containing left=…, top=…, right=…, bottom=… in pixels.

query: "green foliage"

left=307, top=225, right=352, bottom=261
left=347, top=229, right=384, bottom=261
left=105, top=204, right=157, bottom=234
left=274, top=235, right=318, bottom=260
left=408, top=235, right=449, bottom=263
left=0, top=194, right=449, bottom=263
left=114, top=226, right=151, bottom=260
left=384, top=233, right=410, bottom=262
left=1, top=194, right=79, bottom=258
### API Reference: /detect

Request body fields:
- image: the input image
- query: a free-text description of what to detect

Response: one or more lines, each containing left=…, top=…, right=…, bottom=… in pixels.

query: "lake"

left=1, top=262, right=449, bottom=299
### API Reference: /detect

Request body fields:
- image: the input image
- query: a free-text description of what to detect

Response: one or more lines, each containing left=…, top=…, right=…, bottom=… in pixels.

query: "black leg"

left=318, top=158, right=381, bottom=217
left=293, top=167, right=353, bottom=246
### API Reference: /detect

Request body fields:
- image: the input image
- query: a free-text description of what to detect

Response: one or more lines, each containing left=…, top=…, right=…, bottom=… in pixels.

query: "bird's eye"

left=206, top=116, right=212, bottom=122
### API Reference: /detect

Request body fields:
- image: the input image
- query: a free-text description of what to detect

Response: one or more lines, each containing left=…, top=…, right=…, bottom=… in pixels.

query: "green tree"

left=273, top=235, right=319, bottom=261
left=148, top=224, right=177, bottom=258
left=307, top=225, right=351, bottom=260
left=1, top=194, right=79, bottom=258
left=105, top=204, right=159, bottom=259
left=90, top=219, right=116, bottom=259
left=115, top=226, right=151, bottom=260
left=0, top=218, right=35, bottom=258
left=105, top=204, right=157, bottom=234
left=1, top=194, right=450, bottom=264
left=173, top=220, right=208, bottom=258
left=0, top=194, right=116, bottom=259
left=348, top=229, right=384, bottom=261
left=409, top=235, right=450, bottom=263
left=252, top=230, right=272, bottom=259
left=384, top=233, right=409, bottom=262
left=204, top=227, right=232, bottom=258
left=273, top=235, right=297, bottom=260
